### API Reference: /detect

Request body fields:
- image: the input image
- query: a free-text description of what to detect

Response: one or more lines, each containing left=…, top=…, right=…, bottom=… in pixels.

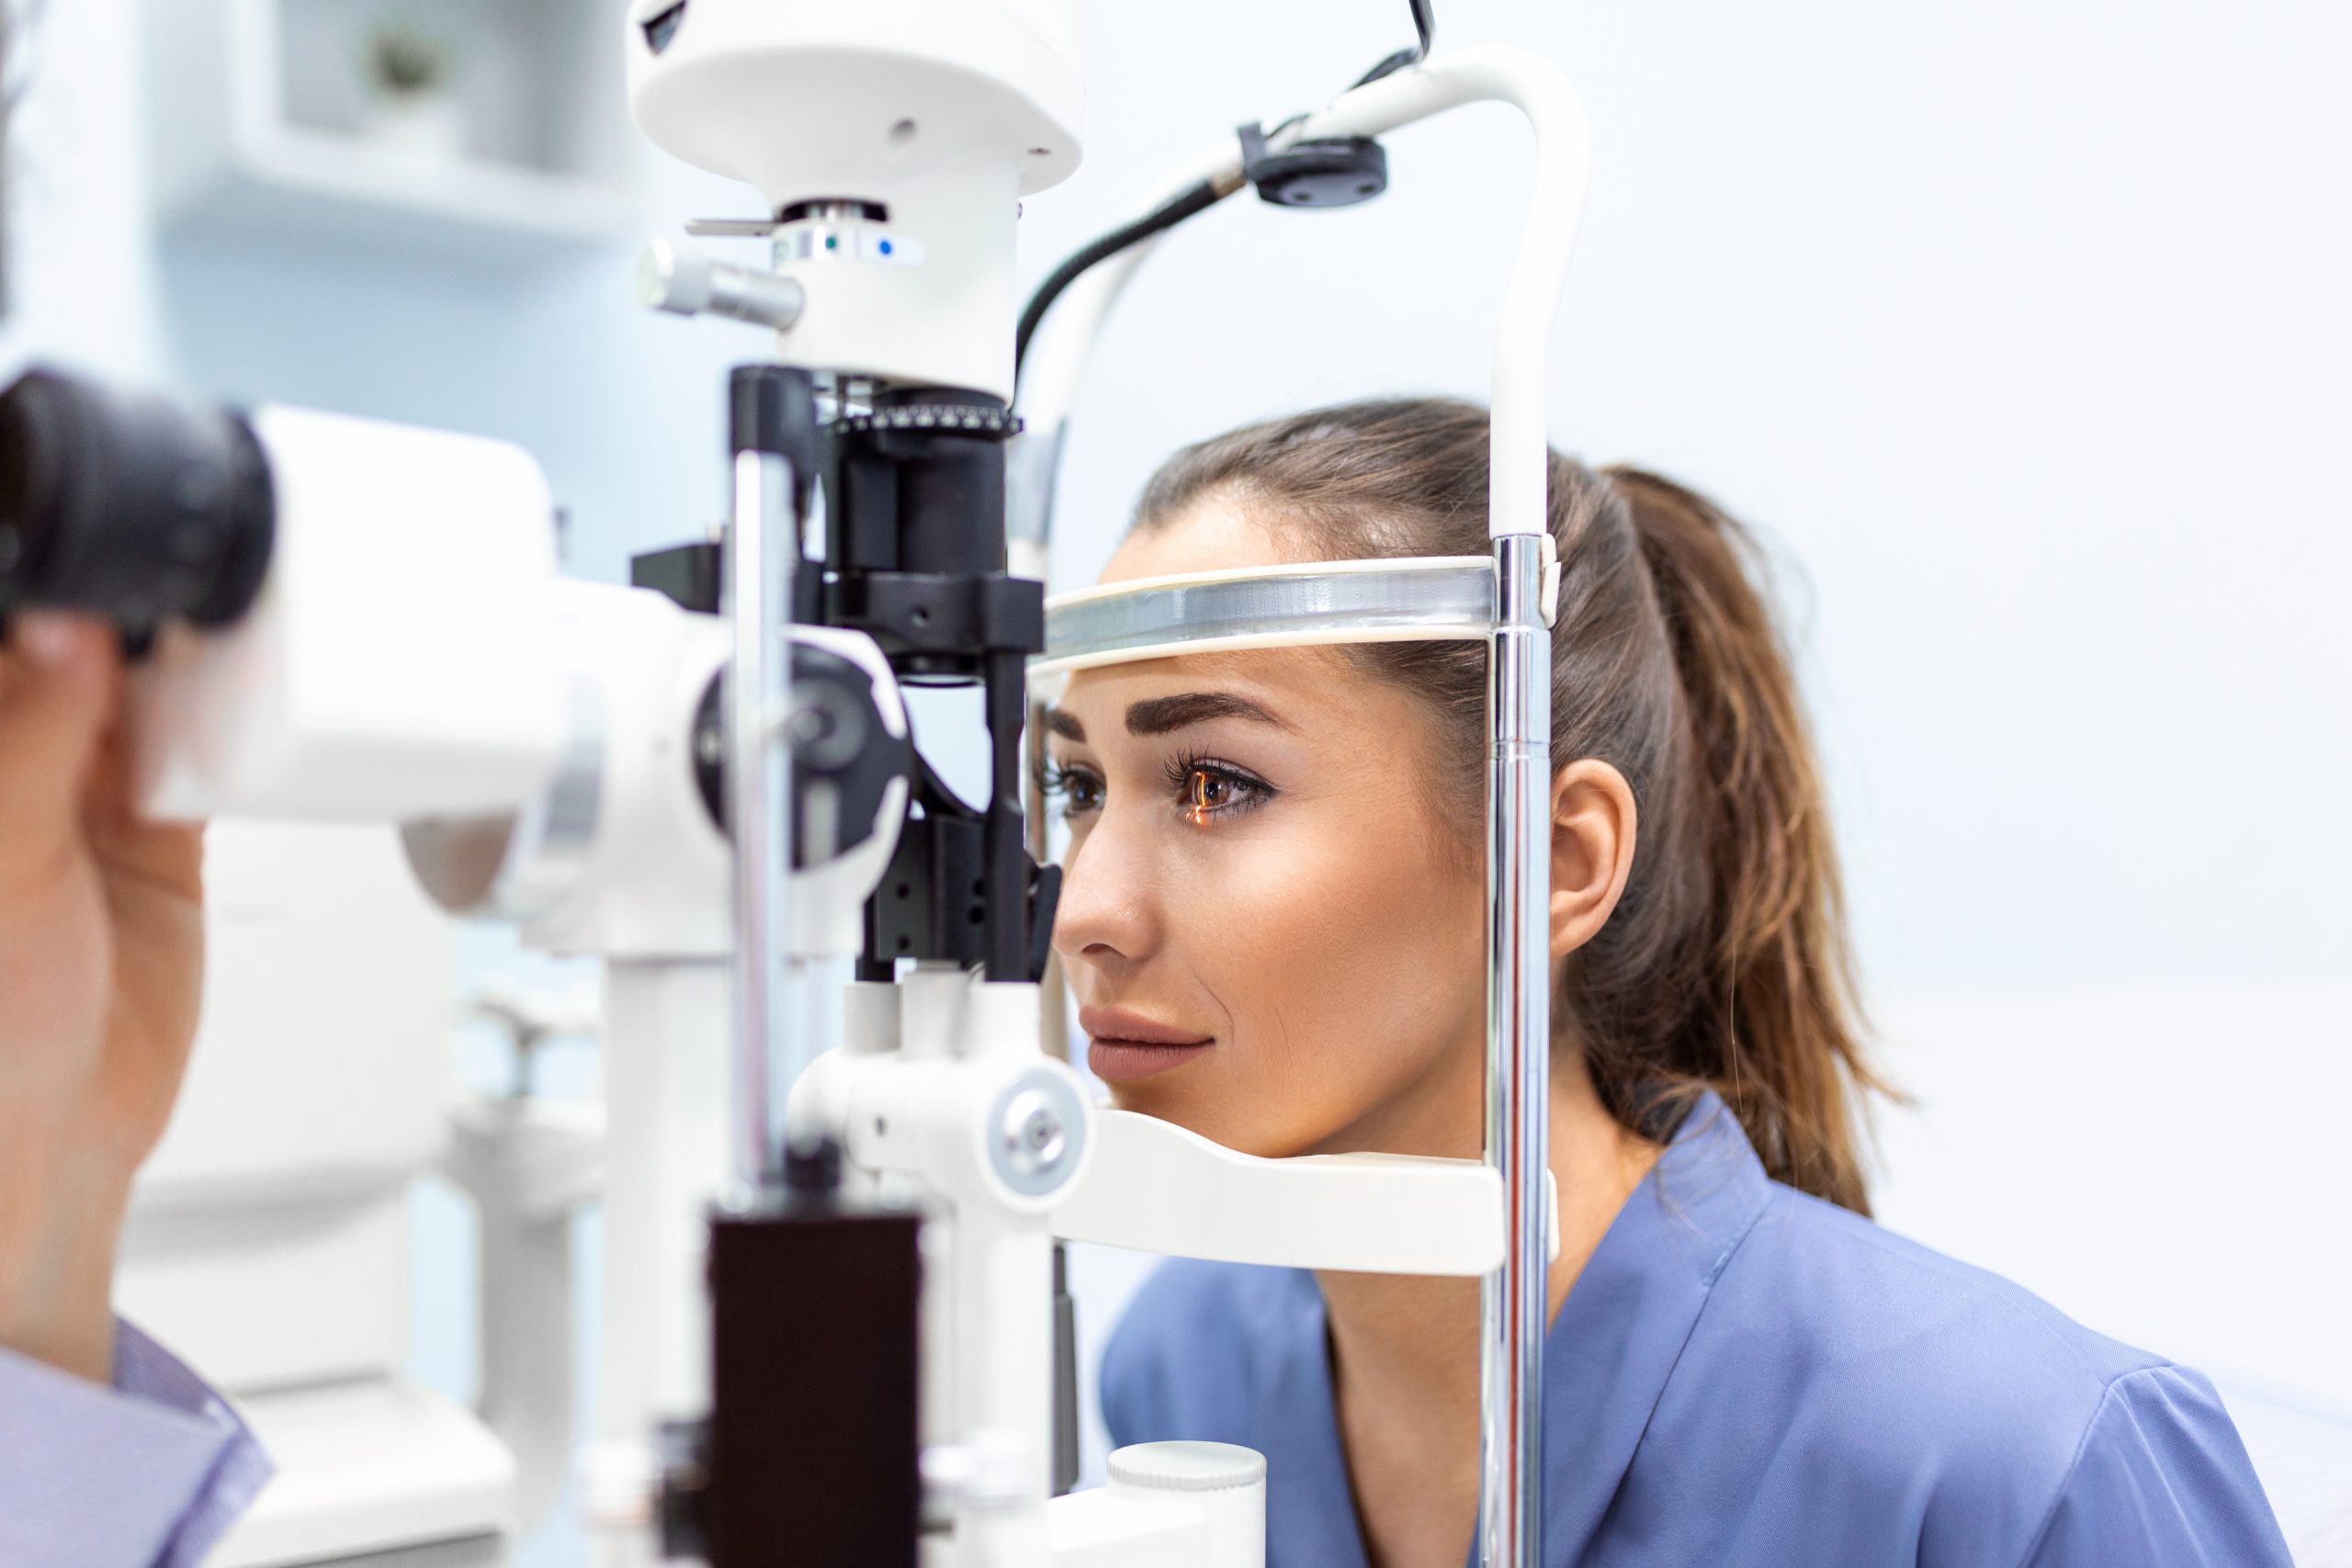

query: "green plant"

left=364, top=20, right=454, bottom=98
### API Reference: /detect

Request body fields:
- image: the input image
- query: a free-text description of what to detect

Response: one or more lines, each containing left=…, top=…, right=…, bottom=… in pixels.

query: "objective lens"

left=0, top=368, right=276, bottom=638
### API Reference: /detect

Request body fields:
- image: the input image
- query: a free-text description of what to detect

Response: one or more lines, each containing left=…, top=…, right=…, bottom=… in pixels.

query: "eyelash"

left=1042, top=761, right=1105, bottom=820
left=1041, top=752, right=1278, bottom=824
left=1163, top=750, right=1277, bottom=822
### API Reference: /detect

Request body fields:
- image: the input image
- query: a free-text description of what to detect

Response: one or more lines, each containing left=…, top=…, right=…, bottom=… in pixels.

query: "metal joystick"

left=635, top=238, right=807, bottom=332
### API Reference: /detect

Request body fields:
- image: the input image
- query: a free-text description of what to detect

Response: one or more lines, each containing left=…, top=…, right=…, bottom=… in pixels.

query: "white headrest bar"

left=1029, top=556, right=1496, bottom=681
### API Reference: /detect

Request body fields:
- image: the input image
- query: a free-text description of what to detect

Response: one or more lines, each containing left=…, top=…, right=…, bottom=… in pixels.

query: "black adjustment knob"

left=690, top=644, right=914, bottom=866
left=784, top=1134, right=843, bottom=1198
left=1238, top=122, right=1390, bottom=209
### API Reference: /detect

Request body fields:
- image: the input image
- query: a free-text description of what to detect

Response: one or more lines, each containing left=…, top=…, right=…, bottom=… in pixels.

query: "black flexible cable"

left=1013, top=175, right=1226, bottom=376
left=1012, top=0, right=1437, bottom=379
left=1354, top=0, right=1435, bottom=86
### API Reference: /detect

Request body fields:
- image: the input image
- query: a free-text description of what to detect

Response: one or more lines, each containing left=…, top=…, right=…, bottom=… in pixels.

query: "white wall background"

left=7, top=0, right=2347, bottom=1561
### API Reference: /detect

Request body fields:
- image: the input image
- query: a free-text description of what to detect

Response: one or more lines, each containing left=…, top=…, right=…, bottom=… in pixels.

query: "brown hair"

left=1134, top=398, right=1889, bottom=1213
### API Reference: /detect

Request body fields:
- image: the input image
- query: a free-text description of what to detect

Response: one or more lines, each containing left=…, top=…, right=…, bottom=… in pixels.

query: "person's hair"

left=1133, top=397, right=1889, bottom=1213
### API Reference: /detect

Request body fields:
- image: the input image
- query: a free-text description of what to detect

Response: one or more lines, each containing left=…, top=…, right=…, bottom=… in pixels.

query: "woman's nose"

left=1048, top=811, right=1159, bottom=979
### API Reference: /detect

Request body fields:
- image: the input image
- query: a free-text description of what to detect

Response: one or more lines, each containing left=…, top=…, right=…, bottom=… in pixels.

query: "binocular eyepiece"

left=0, top=368, right=276, bottom=642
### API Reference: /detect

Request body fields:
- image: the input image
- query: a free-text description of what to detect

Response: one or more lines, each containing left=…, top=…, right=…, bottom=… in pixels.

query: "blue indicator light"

left=878, top=239, right=894, bottom=257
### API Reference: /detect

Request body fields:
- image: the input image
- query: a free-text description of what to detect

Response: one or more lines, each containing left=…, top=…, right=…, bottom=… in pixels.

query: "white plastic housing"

left=1050, top=1443, right=1266, bottom=1568
left=626, top=0, right=1085, bottom=399
left=523, top=580, right=735, bottom=960
left=120, top=823, right=449, bottom=1389
left=1052, top=1110, right=1553, bottom=1277
left=130, top=403, right=565, bottom=822
left=398, top=587, right=908, bottom=965
left=118, top=823, right=519, bottom=1566
left=1107, top=1445, right=1264, bottom=1568
left=584, top=960, right=732, bottom=1568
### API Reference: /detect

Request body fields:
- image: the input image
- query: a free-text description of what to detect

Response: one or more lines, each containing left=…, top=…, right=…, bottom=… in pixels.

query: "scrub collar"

left=1255, top=1089, right=1773, bottom=1568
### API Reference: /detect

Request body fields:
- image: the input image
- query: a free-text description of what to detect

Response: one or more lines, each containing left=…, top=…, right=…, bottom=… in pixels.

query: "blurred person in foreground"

left=1, top=611, right=270, bottom=1566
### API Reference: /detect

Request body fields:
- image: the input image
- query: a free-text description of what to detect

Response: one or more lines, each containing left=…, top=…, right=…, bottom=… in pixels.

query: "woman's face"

left=1046, top=495, right=1487, bottom=1159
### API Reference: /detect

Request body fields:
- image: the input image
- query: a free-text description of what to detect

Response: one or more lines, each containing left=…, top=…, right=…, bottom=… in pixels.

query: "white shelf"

left=143, top=0, right=644, bottom=265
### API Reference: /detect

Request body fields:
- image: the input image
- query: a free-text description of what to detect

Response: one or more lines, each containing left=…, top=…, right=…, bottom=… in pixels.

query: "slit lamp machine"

left=0, top=2, right=1589, bottom=1563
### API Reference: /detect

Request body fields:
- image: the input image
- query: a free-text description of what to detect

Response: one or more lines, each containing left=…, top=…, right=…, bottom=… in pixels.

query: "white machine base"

left=209, top=1378, right=515, bottom=1568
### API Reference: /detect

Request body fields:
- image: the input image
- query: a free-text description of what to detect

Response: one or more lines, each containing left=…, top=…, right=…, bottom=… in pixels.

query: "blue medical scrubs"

left=1101, top=1092, right=2291, bottom=1567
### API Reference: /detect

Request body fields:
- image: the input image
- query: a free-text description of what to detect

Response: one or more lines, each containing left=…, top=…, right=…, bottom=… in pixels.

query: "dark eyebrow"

left=1125, top=692, right=1294, bottom=737
left=1044, top=708, right=1085, bottom=741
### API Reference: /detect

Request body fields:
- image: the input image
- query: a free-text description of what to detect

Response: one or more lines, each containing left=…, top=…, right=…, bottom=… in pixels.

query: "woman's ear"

left=1550, top=759, right=1637, bottom=959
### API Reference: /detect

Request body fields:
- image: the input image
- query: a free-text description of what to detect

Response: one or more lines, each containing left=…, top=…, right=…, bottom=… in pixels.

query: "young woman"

left=1044, top=399, right=2290, bottom=1568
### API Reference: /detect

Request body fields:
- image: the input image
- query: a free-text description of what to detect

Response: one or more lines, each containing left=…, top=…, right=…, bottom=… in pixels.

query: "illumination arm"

left=1014, top=46, right=1591, bottom=545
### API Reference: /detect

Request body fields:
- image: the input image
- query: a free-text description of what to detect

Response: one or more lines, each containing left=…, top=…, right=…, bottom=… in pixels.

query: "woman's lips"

left=1080, top=1006, right=1213, bottom=1083
left=1088, top=1040, right=1213, bottom=1082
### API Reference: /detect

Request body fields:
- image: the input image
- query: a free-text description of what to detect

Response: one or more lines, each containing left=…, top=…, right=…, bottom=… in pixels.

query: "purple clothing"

left=0, top=1321, right=271, bottom=1567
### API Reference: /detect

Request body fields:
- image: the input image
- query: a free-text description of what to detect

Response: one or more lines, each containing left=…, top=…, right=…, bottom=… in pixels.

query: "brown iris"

left=1186, top=767, right=1229, bottom=823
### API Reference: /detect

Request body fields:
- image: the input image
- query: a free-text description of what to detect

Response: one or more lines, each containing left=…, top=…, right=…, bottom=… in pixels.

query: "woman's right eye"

left=1045, top=762, right=1105, bottom=818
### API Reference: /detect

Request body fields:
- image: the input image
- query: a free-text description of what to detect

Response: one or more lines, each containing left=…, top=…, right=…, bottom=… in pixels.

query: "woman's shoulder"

left=1732, top=1181, right=2188, bottom=1402
left=1660, top=1181, right=2288, bottom=1563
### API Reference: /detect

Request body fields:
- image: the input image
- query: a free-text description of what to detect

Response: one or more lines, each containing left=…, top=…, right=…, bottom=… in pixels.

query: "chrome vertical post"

left=725, top=446, right=795, bottom=1193
left=1480, top=531, right=1552, bottom=1568
left=1008, top=419, right=1069, bottom=1061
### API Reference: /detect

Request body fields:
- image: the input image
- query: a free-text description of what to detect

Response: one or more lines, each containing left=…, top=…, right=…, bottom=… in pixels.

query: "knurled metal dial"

left=836, top=405, right=1023, bottom=439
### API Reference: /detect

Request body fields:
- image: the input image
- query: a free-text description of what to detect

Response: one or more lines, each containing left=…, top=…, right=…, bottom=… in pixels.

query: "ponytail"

left=1601, top=469, right=1884, bottom=1213
left=1135, top=400, right=1890, bottom=1212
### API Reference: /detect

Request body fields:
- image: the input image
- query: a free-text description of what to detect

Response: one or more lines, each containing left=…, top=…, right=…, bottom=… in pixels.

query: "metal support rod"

left=983, top=648, right=1030, bottom=982
left=1480, top=532, right=1553, bottom=1568
left=725, top=446, right=795, bottom=1191
left=1024, top=697, right=1069, bottom=1061
left=1012, top=423, right=1069, bottom=1056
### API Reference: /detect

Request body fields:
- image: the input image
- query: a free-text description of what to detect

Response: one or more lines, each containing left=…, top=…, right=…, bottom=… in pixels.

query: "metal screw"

left=789, top=702, right=834, bottom=746
left=1000, top=1089, right=1067, bottom=1182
